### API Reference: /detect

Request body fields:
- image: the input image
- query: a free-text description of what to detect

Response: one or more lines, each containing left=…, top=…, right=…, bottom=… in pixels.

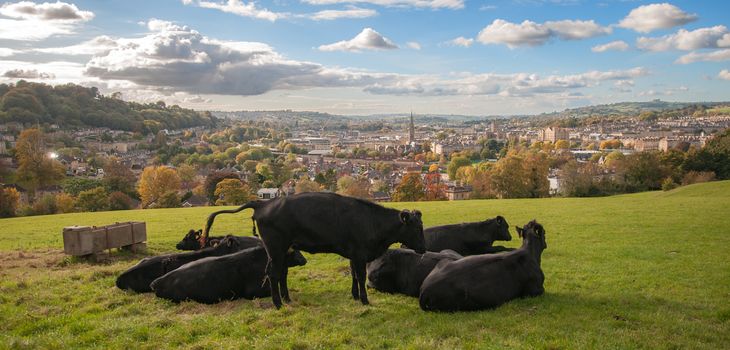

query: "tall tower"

left=408, top=111, right=415, bottom=145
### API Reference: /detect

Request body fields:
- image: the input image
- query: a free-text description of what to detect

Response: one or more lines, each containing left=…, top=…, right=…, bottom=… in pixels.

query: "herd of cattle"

left=116, top=192, right=547, bottom=312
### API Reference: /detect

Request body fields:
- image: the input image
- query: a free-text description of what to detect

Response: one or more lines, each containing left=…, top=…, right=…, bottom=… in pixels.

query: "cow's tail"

left=202, top=201, right=263, bottom=246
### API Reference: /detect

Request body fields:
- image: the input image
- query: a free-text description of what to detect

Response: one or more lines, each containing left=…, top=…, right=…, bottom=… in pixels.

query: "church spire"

left=409, top=111, right=415, bottom=145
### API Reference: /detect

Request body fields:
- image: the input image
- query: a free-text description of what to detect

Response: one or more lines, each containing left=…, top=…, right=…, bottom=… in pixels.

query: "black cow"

left=367, top=248, right=462, bottom=297
left=419, top=220, right=547, bottom=312
left=115, top=236, right=261, bottom=293
left=150, top=246, right=307, bottom=304
left=204, top=192, right=426, bottom=308
left=176, top=229, right=226, bottom=250
left=404, top=216, right=512, bottom=256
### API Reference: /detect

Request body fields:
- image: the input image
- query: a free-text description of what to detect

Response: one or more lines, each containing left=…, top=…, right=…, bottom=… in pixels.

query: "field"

left=1, top=181, right=729, bottom=349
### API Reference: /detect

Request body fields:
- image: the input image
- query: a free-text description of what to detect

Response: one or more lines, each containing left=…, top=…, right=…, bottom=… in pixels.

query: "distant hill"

left=0, top=81, right=217, bottom=133
left=535, top=100, right=729, bottom=119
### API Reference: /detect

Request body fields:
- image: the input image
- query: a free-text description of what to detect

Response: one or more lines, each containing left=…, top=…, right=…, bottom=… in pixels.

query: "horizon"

left=1, top=1, right=730, bottom=115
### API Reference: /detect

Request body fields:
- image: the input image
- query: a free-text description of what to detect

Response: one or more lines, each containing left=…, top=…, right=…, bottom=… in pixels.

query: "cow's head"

left=517, top=220, right=547, bottom=255
left=366, top=252, right=398, bottom=291
left=176, top=229, right=203, bottom=250
left=285, top=249, right=308, bottom=267
left=490, top=216, right=512, bottom=242
left=398, top=209, right=425, bottom=254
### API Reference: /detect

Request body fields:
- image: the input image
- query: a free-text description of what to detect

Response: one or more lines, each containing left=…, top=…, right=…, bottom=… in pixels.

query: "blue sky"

left=1, top=0, right=729, bottom=115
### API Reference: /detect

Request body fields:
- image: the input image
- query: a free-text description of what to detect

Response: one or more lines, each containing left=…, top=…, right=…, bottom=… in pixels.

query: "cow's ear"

left=413, top=210, right=422, bottom=219
left=399, top=210, right=411, bottom=223
left=194, top=230, right=201, bottom=238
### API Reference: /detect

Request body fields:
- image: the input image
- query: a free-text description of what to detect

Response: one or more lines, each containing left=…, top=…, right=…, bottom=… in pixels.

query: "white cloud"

left=308, top=6, right=377, bottom=20
left=300, top=0, right=464, bottom=10
left=0, top=60, right=84, bottom=84
left=719, top=69, right=730, bottom=81
left=318, top=28, right=398, bottom=52
left=0, top=48, right=20, bottom=57
left=476, top=19, right=611, bottom=48
left=0, top=1, right=94, bottom=41
left=676, top=49, right=730, bottom=64
left=637, top=26, right=730, bottom=51
left=618, top=3, right=697, bottom=33
left=33, top=35, right=120, bottom=55
left=185, top=0, right=284, bottom=21
left=592, top=40, right=629, bottom=52
left=406, top=41, right=421, bottom=50
left=448, top=36, right=474, bottom=47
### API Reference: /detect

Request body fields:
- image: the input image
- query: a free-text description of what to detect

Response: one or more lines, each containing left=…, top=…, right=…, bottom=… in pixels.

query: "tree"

left=336, top=175, right=370, bottom=199
left=214, top=178, right=254, bottom=205
left=295, top=178, right=322, bottom=194
left=423, top=172, right=446, bottom=201
left=14, top=129, right=65, bottom=194
left=109, top=191, right=133, bottom=210
left=447, top=156, right=471, bottom=180
left=428, top=164, right=439, bottom=173
left=138, top=166, right=181, bottom=208
left=554, top=140, right=570, bottom=150
left=157, top=191, right=181, bottom=208
left=55, top=193, right=76, bottom=213
left=683, top=128, right=730, bottom=179
left=203, top=171, right=239, bottom=204
left=491, top=155, right=529, bottom=198
left=62, top=178, right=103, bottom=196
left=0, top=187, right=20, bottom=217
left=102, top=157, right=136, bottom=195
left=392, top=173, right=424, bottom=202
left=32, top=193, right=58, bottom=215
left=616, top=152, right=669, bottom=192
left=470, top=169, right=496, bottom=199
left=77, top=187, right=109, bottom=212
left=177, top=164, right=198, bottom=191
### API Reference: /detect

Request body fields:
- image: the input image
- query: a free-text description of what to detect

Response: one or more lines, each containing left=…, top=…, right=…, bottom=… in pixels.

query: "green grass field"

left=1, top=181, right=729, bottom=349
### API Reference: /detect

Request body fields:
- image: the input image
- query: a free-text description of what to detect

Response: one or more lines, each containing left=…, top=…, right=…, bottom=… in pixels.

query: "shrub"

left=108, top=191, right=133, bottom=211
left=681, top=171, right=716, bottom=185
left=0, top=187, right=21, bottom=218
left=77, top=187, right=109, bottom=212
left=55, top=193, right=76, bottom=213
left=661, top=177, right=678, bottom=191
left=32, top=193, right=58, bottom=215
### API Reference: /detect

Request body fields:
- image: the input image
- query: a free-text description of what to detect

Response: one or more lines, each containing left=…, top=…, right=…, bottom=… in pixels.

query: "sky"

left=0, top=0, right=729, bottom=116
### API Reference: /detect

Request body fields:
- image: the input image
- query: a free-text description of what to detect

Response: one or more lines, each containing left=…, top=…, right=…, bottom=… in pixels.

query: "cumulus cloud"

left=308, top=6, right=377, bottom=20
left=637, top=26, right=730, bottom=51
left=676, top=49, right=730, bottom=64
left=318, top=28, right=398, bottom=52
left=0, top=1, right=94, bottom=41
left=301, top=0, right=464, bottom=10
left=406, top=41, right=421, bottom=50
left=448, top=36, right=474, bottom=47
left=34, top=35, right=120, bottom=55
left=2, top=68, right=55, bottom=79
left=476, top=19, right=611, bottom=48
left=719, top=69, right=730, bottom=81
left=618, top=3, right=697, bottom=33
left=591, top=40, right=629, bottom=52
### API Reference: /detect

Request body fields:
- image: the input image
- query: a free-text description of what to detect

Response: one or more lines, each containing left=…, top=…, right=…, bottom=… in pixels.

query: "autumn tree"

left=203, top=171, right=239, bottom=204
left=295, top=178, right=322, bottom=193
left=554, top=140, right=570, bottom=150
left=214, top=178, right=254, bottom=205
left=423, top=172, right=446, bottom=201
left=176, top=164, right=198, bottom=191
left=336, top=175, right=370, bottom=199
left=138, top=166, right=181, bottom=208
left=109, top=191, right=134, bottom=210
left=15, top=129, right=64, bottom=194
left=0, top=187, right=20, bottom=218
left=470, top=169, right=496, bottom=199
left=55, top=193, right=76, bottom=213
left=102, top=156, right=136, bottom=195
left=392, top=173, right=425, bottom=202
left=491, top=155, right=529, bottom=198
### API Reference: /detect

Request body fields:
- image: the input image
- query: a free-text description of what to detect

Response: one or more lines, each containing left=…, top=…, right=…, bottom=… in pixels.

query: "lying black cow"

left=116, top=236, right=261, bottom=293
left=367, top=248, right=462, bottom=297
left=419, top=220, right=547, bottom=312
left=150, top=246, right=307, bottom=304
left=404, top=216, right=512, bottom=256
left=204, top=192, right=426, bottom=308
left=176, top=229, right=226, bottom=250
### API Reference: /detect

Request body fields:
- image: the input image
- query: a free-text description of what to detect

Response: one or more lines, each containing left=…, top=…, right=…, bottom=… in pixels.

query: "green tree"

left=295, top=178, right=322, bottom=193
left=214, top=178, right=254, bottom=205
left=62, top=178, right=103, bottom=196
left=102, top=157, right=136, bottom=195
left=109, top=191, right=133, bottom=210
left=14, top=129, right=65, bottom=193
left=683, top=128, right=730, bottom=179
left=447, top=156, right=471, bottom=180
left=203, top=171, right=239, bottom=204
left=77, top=187, right=109, bottom=212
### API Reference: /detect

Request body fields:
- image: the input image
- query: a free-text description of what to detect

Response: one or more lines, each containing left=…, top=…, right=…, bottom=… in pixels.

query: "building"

left=445, top=184, right=472, bottom=201
left=257, top=188, right=280, bottom=200
left=538, top=127, right=570, bottom=143
left=634, top=137, right=661, bottom=152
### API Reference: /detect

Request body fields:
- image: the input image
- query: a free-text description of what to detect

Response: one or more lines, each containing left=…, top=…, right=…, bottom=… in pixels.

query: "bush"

left=0, top=187, right=21, bottom=218
left=108, top=191, right=133, bottom=211
left=55, top=193, right=76, bottom=213
left=77, top=187, right=109, bottom=212
left=681, top=171, right=716, bottom=186
left=32, top=194, right=58, bottom=215
left=661, top=177, right=678, bottom=191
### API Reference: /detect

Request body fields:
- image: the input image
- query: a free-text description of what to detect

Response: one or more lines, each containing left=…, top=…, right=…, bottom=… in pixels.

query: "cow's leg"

left=349, top=260, right=359, bottom=300
left=280, top=266, right=291, bottom=303
left=352, top=259, right=369, bottom=305
left=259, top=229, right=288, bottom=309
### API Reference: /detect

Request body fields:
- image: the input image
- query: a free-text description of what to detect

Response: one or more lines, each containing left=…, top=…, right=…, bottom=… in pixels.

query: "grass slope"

left=1, top=181, right=729, bottom=349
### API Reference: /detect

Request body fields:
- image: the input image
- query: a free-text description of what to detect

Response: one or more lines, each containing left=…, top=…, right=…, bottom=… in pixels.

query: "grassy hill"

left=1, top=181, right=729, bottom=349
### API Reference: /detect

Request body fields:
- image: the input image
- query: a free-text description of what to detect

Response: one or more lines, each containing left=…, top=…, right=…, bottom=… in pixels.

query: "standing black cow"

left=204, top=192, right=426, bottom=308
left=367, top=248, right=462, bottom=297
left=405, top=216, right=512, bottom=256
left=150, top=246, right=307, bottom=304
left=419, top=220, right=547, bottom=312
left=116, top=236, right=261, bottom=293
left=176, top=229, right=226, bottom=250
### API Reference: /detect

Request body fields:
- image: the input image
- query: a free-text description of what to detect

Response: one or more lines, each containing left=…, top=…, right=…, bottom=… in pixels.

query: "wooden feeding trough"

left=63, top=222, right=147, bottom=260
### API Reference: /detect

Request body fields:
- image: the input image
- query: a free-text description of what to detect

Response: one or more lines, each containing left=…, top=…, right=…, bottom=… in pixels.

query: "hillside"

left=1, top=181, right=729, bottom=348
left=0, top=81, right=217, bottom=133
left=536, top=100, right=729, bottom=119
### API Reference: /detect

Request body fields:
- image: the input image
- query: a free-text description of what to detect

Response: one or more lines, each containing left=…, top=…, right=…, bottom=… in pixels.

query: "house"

left=181, top=194, right=207, bottom=207
left=445, top=184, right=472, bottom=201
left=257, top=188, right=280, bottom=200
left=371, top=191, right=391, bottom=202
